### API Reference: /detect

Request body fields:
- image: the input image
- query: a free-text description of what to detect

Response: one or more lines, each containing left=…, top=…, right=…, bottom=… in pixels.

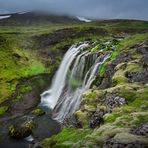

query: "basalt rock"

left=89, top=108, right=105, bottom=128
left=103, top=139, right=147, bottom=148
left=126, top=69, right=148, bottom=84
left=132, top=123, right=148, bottom=137
left=105, top=93, right=126, bottom=112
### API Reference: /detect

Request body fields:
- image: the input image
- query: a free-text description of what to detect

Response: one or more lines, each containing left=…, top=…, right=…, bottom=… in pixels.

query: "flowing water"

left=40, top=42, right=111, bottom=122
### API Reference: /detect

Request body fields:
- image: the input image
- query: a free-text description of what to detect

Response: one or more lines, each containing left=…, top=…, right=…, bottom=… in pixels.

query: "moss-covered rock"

left=8, top=120, right=36, bottom=139
left=75, top=111, right=89, bottom=127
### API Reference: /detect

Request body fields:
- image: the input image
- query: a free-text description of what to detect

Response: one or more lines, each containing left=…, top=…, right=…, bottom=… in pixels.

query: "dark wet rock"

left=126, top=69, right=148, bottom=84
left=99, top=77, right=111, bottom=89
left=105, top=93, right=126, bottom=112
left=140, top=55, right=148, bottom=67
left=112, top=51, right=133, bottom=65
left=29, top=142, right=43, bottom=148
left=89, top=108, right=105, bottom=128
left=8, top=116, right=36, bottom=139
left=132, top=123, right=148, bottom=137
left=34, top=27, right=108, bottom=49
left=137, top=47, right=148, bottom=55
left=63, top=114, right=82, bottom=128
left=103, top=139, right=147, bottom=148
left=137, top=45, right=148, bottom=55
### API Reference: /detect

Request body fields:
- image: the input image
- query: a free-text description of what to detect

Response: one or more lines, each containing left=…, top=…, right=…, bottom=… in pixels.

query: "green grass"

left=118, top=33, right=148, bottom=50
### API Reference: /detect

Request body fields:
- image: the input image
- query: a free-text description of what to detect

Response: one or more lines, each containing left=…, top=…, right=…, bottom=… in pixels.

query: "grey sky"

left=0, top=0, right=148, bottom=20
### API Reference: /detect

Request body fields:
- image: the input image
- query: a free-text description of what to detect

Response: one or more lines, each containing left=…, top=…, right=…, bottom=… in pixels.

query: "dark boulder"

left=8, top=117, right=36, bottom=139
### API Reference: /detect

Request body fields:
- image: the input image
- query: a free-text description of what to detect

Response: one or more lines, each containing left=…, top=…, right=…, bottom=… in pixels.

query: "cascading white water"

left=40, top=42, right=111, bottom=122
left=40, top=43, right=89, bottom=109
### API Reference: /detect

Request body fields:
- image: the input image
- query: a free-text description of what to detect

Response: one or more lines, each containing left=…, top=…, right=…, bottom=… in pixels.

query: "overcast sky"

left=0, top=0, right=148, bottom=20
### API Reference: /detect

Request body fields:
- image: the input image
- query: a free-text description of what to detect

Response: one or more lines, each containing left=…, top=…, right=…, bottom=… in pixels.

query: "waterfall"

left=40, top=42, right=111, bottom=122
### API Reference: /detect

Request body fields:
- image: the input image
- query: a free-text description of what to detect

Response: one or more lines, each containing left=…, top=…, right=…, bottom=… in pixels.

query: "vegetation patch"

left=0, top=106, right=9, bottom=116
left=42, top=128, right=92, bottom=147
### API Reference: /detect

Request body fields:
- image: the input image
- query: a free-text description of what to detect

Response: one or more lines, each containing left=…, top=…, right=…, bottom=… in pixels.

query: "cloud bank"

left=0, top=0, right=148, bottom=20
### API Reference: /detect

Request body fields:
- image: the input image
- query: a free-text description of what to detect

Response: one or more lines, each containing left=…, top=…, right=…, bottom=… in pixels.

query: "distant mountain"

left=0, top=11, right=82, bottom=26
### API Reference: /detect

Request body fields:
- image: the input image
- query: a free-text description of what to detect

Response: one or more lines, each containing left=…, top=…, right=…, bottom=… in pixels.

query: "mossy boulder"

left=8, top=120, right=36, bottom=139
left=75, top=111, right=89, bottom=127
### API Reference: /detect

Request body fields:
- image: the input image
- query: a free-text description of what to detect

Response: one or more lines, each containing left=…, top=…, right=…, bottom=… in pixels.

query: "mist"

left=0, top=0, right=148, bottom=20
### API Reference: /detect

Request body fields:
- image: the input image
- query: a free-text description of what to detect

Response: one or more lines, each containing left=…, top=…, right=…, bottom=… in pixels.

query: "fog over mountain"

left=0, top=0, right=148, bottom=20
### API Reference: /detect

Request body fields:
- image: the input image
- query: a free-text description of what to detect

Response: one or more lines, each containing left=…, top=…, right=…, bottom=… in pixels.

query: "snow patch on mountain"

left=0, top=15, right=11, bottom=20
left=77, top=16, right=92, bottom=22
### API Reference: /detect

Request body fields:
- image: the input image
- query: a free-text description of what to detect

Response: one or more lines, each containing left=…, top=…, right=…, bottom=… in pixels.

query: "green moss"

left=99, top=63, right=107, bottom=77
left=104, top=84, right=148, bottom=128
left=42, top=128, right=92, bottom=148
left=12, top=84, right=33, bottom=102
left=20, top=84, right=32, bottom=94
left=104, top=113, right=121, bottom=123
left=112, top=59, right=141, bottom=86
left=82, top=90, right=97, bottom=105
left=75, top=111, right=89, bottom=126
left=91, top=44, right=104, bottom=52
left=118, top=33, right=148, bottom=51
left=32, top=108, right=45, bottom=116
left=112, top=69, right=128, bottom=85
left=113, top=112, right=148, bottom=128
left=99, top=50, right=121, bottom=78
left=0, top=106, right=9, bottom=116
left=126, top=61, right=141, bottom=72
left=0, top=34, right=46, bottom=104
left=110, top=51, right=119, bottom=60
left=99, top=33, right=148, bottom=81
left=113, top=132, right=148, bottom=144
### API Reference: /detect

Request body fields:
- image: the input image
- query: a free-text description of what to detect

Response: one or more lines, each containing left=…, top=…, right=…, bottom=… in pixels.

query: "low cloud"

left=0, top=0, right=147, bottom=20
